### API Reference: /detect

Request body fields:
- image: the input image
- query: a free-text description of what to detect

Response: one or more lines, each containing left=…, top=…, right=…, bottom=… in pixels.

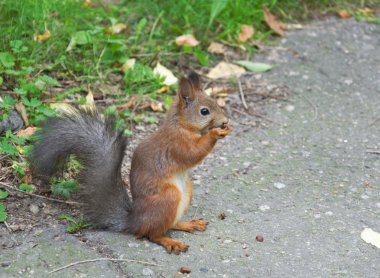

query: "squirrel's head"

left=175, top=72, right=229, bottom=134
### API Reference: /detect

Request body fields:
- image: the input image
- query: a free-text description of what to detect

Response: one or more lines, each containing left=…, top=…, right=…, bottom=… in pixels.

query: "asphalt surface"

left=1, top=17, right=380, bottom=277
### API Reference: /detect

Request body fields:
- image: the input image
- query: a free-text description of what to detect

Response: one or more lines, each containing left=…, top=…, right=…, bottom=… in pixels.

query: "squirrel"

left=29, top=72, right=231, bottom=254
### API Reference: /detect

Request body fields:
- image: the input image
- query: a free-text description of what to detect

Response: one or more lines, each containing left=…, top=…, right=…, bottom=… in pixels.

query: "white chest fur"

left=173, top=171, right=191, bottom=223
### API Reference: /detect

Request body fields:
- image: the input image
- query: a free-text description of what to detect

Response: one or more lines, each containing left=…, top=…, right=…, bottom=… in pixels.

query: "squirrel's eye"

left=200, top=108, right=210, bottom=116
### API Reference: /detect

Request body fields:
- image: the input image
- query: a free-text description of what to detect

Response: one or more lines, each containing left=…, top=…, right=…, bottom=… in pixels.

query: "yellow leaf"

left=34, top=29, right=51, bottom=42
left=156, top=86, right=170, bottom=94
left=83, top=0, right=93, bottom=7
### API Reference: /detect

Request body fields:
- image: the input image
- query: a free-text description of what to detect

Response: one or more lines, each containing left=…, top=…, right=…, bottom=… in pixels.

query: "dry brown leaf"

left=117, top=95, right=137, bottom=112
left=15, top=102, right=29, bottom=126
left=263, top=7, right=287, bottom=36
left=207, top=42, right=227, bottom=54
left=34, top=29, right=51, bottom=42
left=107, top=23, right=127, bottom=34
left=337, top=10, right=352, bottom=19
left=175, top=34, right=200, bottom=47
left=207, top=61, right=246, bottom=80
left=150, top=102, right=164, bottom=112
left=24, top=173, right=33, bottom=184
left=16, top=126, right=36, bottom=137
left=238, top=25, right=254, bottom=42
left=217, top=98, right=226, bottom=108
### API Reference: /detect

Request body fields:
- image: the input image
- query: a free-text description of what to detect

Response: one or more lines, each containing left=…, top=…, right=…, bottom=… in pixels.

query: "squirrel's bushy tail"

left=30, top=107, right=131, bottom=231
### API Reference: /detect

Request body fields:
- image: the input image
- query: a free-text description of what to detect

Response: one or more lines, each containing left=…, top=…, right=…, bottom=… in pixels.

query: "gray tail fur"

left=29, top=107, right=131, bottom=231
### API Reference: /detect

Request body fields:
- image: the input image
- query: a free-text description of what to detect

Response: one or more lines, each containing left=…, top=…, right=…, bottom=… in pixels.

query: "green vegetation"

left=0, top=0, right=378, bottom=220
left=59, top=214, right=92, bottom=233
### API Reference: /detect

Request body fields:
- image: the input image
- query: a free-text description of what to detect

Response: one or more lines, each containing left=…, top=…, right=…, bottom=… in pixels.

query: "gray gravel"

left=1, top=17, right=380, bottom=277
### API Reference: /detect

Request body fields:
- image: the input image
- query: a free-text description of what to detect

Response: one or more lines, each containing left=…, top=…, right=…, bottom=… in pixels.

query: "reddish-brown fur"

left=127, top=73, right=231, bottom=253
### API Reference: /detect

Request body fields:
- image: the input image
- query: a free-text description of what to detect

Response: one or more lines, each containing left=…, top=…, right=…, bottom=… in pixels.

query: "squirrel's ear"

left=178, top=76, right=196, bottom=106
left=178, top=72, right=202, bottom=106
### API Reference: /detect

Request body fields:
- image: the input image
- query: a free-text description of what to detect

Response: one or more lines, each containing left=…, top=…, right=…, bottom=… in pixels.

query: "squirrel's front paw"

left=210, top=126, right=232, bottom=139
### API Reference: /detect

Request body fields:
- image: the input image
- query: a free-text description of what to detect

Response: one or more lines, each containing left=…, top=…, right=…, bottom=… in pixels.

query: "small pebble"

left=29, top=204, right=39, bottom=215
left=142, top=268, right=154, bottom=276
left=180, top=266, right=191, bottom=274
left=285, top=105, right=295, bottom=112
left=256, top=235, right=264, bottom=242
left=259, top=205, right=270, bottom=211
left=274, top=182, right=287, bottom=189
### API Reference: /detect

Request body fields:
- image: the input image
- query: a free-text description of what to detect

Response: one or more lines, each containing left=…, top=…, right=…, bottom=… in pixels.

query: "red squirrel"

left=30, top=72, right=231, bottom=253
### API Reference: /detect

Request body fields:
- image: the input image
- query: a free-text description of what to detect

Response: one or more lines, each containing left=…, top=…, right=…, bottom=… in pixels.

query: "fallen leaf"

left=83, top=0, right=93, bottom=7
left=217, top=98, right=226, bottom=107
left=156, top=86, right=170, bottom=94
left=207, top=61, right=246, bottom=80
left=153, top=62, right=178, bottom=86
left=263, top=7, right=287, bottom=36
left=219, top=212, right=226, bottom=220
left=175, top=34, right=200, bottom=47
left=358, top=7, right=375, bottom=16
left=82, top=90, right=95, bottom=110
left=235, top=61, right=273, bottom=73
left=361, top=228, right=380, bottom=248
left=34, top=29, right=51, bottom=42
left=122, top=58, right=136, bottom=72
left=150, top=101, right=164, bottom=112
left=207, top=42, right=227, bottom=54
left=16, top=126, right=36, bottom=137
left=205, top=86, right=230, bottom=97
left=15, top=102, right=29, bottom=126
left=107, top=23, right=127, bottom=34
left=337, top=10, right=352, bottom=19
left=24, top=173, right=32, bottom=184
left=238, top=24, right=254, bottom=42
left=117, top=95, right=137, bottom=112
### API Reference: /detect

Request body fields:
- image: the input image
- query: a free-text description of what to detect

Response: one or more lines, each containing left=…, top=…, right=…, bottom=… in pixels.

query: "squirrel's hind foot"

left=150, top=236, right=189, bottom=254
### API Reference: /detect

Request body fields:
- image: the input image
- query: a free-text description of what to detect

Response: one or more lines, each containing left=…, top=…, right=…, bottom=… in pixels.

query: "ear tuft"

left=187, top=71, right=201, bottom=91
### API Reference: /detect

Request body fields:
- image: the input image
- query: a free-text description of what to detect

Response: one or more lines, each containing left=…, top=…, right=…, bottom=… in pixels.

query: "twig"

left=49, top=258, right=161, bottom=274
left=368, top=116, right=380, bottom=127
left=250, top=91, right=287, bottom=100
left=295, top=91, right=318, bottom=122
left=366, top=149, right=380, bottom=155
left=3, top=220, right=12, bottom=232
left=0, top=181, right=82, bottom=206
left=236, top=76, right=248, bottom=110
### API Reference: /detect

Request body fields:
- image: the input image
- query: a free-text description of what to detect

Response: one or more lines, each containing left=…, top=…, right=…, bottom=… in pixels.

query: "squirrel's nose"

left=221, top=118, right=229, bottom=128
